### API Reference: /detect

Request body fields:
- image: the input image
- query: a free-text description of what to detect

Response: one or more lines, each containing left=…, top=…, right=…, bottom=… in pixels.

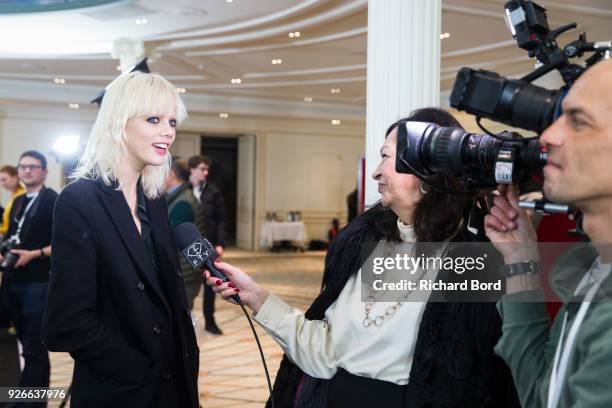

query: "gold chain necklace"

left=362, top=219, right=464, bottom=328
left=362, top=267, right=427, bottom=328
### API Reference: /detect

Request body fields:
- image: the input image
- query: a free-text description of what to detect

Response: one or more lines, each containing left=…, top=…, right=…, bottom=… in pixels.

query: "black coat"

left=268, top=204, right=519, bottom=408
left=197, top=182, right=226, bottom=247
left=42, top=178, right=199, bottom=407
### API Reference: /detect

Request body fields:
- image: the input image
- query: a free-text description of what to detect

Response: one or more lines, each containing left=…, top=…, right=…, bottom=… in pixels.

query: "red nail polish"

left=234, top=288, right=240, bottom=293
left=228, top=282, right=235, bottom=288
left=215, top=280, right=222, bottom=286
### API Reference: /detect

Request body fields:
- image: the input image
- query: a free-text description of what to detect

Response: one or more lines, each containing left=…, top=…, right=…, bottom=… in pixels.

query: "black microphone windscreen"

left=174, top=222, right=200, bottom=250
left=174, top=223, right=219, bottom=270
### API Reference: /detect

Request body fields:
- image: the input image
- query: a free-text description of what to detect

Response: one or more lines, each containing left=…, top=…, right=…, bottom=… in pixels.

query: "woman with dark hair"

left=205, top=108, right=518, bottom=407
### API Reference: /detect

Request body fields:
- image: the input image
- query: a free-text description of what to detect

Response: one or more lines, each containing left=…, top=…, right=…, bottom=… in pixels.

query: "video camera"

left=451, top=0, right=611, bottom=133
left=396, top=0, right=610, bottom=213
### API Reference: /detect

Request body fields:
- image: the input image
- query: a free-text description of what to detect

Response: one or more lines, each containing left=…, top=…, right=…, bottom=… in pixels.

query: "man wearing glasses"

left=0, top=150, right=57, bottom=394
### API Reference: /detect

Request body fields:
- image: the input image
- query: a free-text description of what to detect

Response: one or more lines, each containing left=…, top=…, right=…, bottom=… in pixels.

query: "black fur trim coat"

left=266, top=204, right=520, bottom=408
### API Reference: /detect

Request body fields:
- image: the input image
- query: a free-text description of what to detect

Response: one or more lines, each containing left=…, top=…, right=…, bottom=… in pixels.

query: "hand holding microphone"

left=174, top=223, right=269, bottom=312
left=175, top=223, right=276, bottom=408
left=203, top=262, right=269, bottom=313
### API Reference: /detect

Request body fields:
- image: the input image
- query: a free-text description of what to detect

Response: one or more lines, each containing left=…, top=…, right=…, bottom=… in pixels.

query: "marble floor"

left=47, top=249, right=326, bottom=407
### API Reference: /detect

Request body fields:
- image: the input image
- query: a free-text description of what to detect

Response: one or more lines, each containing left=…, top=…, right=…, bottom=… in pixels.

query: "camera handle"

left=519, top=199, right=570, bottom=214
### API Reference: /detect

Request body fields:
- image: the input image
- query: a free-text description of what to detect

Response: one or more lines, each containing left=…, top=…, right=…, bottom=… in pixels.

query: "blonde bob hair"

left=74, top=72, right=187, bottom=199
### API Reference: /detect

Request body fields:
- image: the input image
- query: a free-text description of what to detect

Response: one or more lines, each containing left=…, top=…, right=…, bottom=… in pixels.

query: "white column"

left=365, top=0, right=441, bottom=206
left=112, top=38, right=145, bottom=73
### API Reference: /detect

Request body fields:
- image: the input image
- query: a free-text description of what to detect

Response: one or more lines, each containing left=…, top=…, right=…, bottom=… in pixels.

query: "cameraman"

left=1, top=151, right=56, bottom=391
left=486, top=59, right=612, bottom=407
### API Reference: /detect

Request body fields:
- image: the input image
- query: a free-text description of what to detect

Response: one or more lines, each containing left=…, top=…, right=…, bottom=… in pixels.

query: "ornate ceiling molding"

left=184, top=27, right=367, bottom=57
left=243, top=64, right=365, bottom=79
left=176, top=76, right=366, bottom=90
left=158, top=0, right=367, bottom=50
left=148, top=0, right=323, bottom=41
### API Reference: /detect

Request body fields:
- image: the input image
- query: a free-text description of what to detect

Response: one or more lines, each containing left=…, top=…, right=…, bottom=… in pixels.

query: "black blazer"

left=42, top=178, right=199, bottom=407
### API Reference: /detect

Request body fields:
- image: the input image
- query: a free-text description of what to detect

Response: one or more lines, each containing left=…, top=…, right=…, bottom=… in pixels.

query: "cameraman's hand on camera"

left=485, top=184, right=539, bottom=264
left=204, top=261, right=270, bottom=313
left=11, top=249, right=37, bottom=268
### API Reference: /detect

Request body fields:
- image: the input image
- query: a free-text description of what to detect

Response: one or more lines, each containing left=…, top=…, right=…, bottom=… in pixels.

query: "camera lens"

left=398, top=121, right=546, bottom=188
left=451, top=68, right=563, bottom=133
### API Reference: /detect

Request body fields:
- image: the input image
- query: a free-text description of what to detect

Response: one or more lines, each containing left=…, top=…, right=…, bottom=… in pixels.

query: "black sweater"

left=5, top=187, right=57, bottom=283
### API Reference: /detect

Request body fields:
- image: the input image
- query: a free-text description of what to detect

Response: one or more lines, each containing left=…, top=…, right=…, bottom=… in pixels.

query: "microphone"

left=174, top=222, right=240, bottom=302
left=174, top=223, right=275, bottom=407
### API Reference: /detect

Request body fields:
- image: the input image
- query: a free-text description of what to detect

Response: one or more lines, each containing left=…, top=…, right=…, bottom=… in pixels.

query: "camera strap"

left=12, top=192, right=40, bottom=244
left=547, top=259, right=611, bottom=408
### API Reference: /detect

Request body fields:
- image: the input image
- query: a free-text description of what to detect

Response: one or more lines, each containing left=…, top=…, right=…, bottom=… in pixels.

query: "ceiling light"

left=304, top=97, right=313, bottom=102
left=288, top=31, right=301, bottom=38
left=135, top=18, right=148, bottom=25
left=176, top=87, right=186, bottom=94
left=68, top=103, right=79, bottom=109
left=330, top=88, right=340, bottom=94
left=54, top=78, right=66, bottom=84
left=115, top=65, right=122, bottom=71
left=331, top=120, right=341, bottom=125
left=226, top=0, right=233, bottom=2
left=219, top=112, right=229, bottom=119
left=230, top=78, right=242, bottom=84
left=440, top=32, right=450, bottom=39
left=52, top=134, right=80, bottom=156
left=271, top=59, right=283, bottom=65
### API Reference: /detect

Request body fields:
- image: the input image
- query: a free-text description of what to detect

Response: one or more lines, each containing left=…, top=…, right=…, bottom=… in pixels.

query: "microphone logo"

left=182, top=236, right=217, bottom=269
left=185, top=240, right=209, bottom=268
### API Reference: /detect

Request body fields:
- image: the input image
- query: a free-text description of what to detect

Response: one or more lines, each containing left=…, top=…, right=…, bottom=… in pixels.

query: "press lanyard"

left=547, top=262, right=611, bottom=408
left=12, top=193, right=39, bottom=243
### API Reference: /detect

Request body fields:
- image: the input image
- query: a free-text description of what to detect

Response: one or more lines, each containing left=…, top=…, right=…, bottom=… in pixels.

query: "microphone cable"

left=235, top=297, right=276, bottom=408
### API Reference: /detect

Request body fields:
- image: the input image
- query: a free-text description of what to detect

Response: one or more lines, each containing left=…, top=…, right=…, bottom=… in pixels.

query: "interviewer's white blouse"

left=253, top=220, right=436, bottom=385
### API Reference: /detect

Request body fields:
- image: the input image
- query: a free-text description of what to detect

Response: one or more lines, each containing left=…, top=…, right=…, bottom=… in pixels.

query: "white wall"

left=174, top=115, right=366, bottom=249
left=262, top=131, right=363, bottom=242
left=0, top=105, right=96, bottom=204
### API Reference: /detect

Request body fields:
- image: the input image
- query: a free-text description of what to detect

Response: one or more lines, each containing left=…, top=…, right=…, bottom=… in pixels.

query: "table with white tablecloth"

left=260, top=221, right=308, bottom=250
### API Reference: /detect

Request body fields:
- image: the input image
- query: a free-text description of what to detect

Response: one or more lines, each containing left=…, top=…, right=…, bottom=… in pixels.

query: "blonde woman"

left=42, top=72, right=199, bottom=407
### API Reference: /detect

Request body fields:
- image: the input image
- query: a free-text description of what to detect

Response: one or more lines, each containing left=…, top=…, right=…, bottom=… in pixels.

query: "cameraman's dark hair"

left=170, top=158, right=190, bottom=183
left=376, top=107, right=471, bottom=243
left=19, top=151, right=47, bottom=170
left=187, top=155, right=212, bottom=169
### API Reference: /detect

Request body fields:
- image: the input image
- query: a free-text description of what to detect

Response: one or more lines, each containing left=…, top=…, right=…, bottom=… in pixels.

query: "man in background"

left=188, top=155, right=226, bottom=335
left=165, top=158, right=203, bottom=310
left=1, top=151, right=56, bottom=393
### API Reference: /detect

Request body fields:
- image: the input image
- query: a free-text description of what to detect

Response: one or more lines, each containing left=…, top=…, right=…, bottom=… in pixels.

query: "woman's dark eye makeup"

left=147, top=116, right=177, bottom=127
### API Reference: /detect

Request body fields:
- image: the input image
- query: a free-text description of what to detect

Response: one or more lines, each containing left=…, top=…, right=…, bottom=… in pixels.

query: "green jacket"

left=495, top=244, right=612, bottom=407
left=166, top=183, right=203, bottom=285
